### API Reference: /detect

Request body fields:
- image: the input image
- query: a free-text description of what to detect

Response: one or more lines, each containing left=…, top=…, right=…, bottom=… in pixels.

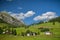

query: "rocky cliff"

left=0, top=11, right=24, bottom=26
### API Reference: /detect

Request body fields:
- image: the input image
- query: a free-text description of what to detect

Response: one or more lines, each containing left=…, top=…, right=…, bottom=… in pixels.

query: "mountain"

left=0, top=11, right=24, bottom=27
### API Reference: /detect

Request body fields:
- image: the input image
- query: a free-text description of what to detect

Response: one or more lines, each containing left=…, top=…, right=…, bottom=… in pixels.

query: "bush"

left=40, top=28, right=49, bottom=32
left=26, top=30, right=31, bottom=33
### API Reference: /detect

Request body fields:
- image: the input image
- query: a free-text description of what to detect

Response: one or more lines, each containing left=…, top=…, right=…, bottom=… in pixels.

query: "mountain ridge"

left=0, top=11, right=24, bottom=27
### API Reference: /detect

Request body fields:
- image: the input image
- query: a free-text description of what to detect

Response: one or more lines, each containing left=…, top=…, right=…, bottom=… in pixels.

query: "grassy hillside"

left=0, top=34, right=60, bottom=40
left=29, top=22, right=60, bottom=36
left=0, top=22, right=60, bottom=40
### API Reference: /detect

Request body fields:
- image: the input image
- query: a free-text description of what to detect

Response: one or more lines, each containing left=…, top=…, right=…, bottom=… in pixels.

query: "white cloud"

left=25, top=11, right=35, bottom=17
left=17, top=13, right=25, bottom=20
left=42, top=12, right=56, bottom=16
left=10, top=11, right=35, bottom=20
left=10, top=13, right=25, bottom=20
left=8, top=12, right=12, bottom=14
left=33, top=12, right=58, bottom=21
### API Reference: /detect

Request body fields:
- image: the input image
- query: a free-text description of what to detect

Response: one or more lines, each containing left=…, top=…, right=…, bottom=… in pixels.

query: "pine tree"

left=12, top=28, right=17, bottom=35
left=0, top=27, right=3, bottom=34
left=14, top=29, right=17, bottom=35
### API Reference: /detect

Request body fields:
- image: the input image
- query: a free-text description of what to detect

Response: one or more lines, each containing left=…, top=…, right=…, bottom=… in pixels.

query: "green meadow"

left=0, top=22, right=60, bottom=40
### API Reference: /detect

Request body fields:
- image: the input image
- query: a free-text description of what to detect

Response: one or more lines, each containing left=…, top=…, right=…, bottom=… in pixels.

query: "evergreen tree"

left=21, top=32, right=25, bottom=36
left=53, top=21, right=55, bottom=25
left=12, top=28, right=14, bottom=34
left=14, top=29, right=17, bottom=35
left=12, top=28, right=17, bottom=35
left=0, top=27, right=3, bottom=34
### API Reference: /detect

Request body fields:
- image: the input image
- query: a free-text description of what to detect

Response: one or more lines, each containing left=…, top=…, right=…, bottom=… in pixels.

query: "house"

left=27, top=33, right=30, bottom=36
left=3, top=31, right=5, bottom=34
left=32, top=32, right=37, bottom=36
left=5, top=29, right=11, bottom=34
left=45, top=32, right=51, bottom=35
left=26, top=32, right=37, bottom=36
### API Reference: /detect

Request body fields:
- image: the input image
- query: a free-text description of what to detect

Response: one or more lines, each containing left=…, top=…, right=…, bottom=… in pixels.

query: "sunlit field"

left=0, top=22, right=60, bottom=40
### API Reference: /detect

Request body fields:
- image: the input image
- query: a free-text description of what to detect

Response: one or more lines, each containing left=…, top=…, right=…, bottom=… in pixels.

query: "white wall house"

left=45, top=32, right=51, bottom=35
left=27, top=33, right=30, bottom=36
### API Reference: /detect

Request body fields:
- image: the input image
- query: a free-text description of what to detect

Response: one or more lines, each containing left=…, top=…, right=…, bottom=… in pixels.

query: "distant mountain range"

left=0, top=11, right=24, bottom=27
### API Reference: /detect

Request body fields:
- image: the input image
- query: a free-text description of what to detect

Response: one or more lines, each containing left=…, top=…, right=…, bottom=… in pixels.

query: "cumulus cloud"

left=10, top=13, right=25, bottom=20
left=24, top=11, right=35, bottom=17
left=33, top=12, right=58, bottom=21
left=10, top=11, right=35, bottom=20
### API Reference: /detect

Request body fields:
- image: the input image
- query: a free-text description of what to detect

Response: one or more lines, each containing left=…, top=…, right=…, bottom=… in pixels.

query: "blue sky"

left=0, top=0, right=60, bottom=25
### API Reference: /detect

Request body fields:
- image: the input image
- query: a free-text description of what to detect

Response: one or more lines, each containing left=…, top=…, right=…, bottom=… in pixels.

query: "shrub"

left=40, top=28, right=49, bottom=32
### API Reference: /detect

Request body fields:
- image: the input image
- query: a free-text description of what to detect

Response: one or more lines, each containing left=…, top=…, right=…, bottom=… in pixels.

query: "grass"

left=0, top=22, right=60, bottom=40
left=0, top=34, right=60, bottom=40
